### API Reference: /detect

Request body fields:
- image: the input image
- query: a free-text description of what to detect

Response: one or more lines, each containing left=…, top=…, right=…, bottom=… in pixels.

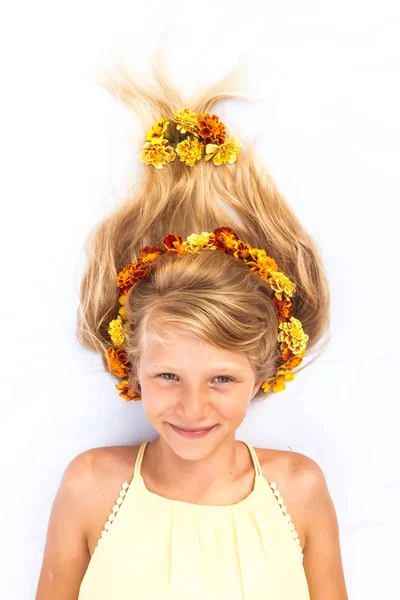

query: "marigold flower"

left=108, top=315, right=125, bottom=347
left=145, top=115, right=170, bottom=144
left=175, top=137, right=205, bottom=166
left=197, top=113, right=226, bottom=144
left=163, top=234, right=188, bottom=255
left=261, top=369, right=295, bottom=393
left=213, top=227, right=240, bottom=253
left=273, top=297, right=293, bottom=322
left=172, top=108, right=200, bottom=136
left=138, top=246, right=164, bottom=265
left=205, top=136, right=241, bottom=166
left=278, top=317, right=309, bottom=354
left=115, top=379, right=142, bottom=402
left=229, top=240, right=251, bottom=260
left=282, top=350, right=305, bottom=370
left=118, top=294, right=127, bottom=321
left=140, top=139, right=176, bottom=169
left=267, top=271, right=296, bottom=300
left=117, top=263, right=148, bottom=295
left=105, top=347, right=131, bottom=378
left=247, top=248, right=279, bottom=278
left=185, top=232, right=218, bottom=252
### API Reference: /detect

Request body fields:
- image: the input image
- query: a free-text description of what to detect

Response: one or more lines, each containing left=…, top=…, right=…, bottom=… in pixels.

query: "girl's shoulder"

left=256, top=446, right=324, bottom=554
left=76, top=444, right=141, bottom=556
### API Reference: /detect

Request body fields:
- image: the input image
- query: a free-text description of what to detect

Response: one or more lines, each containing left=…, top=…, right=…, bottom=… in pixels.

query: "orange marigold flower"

left=163, top=234, right=188, bottom=255
left=213, top=227, right=240, bottom=254
left=197, top=113, right=226, bottom=144
left=204, top=136, right=241, bottom=166
left=273, top=297, right=293, bottom=322
left=228, top=240, right=251, bottom=260
left=172, top=108, right=200, bottom=136
left=117, top=263, right=148, bottom=295
left=140, top=139, right=176, bottom=169
left=105, top=347, right=131, bottom=378
left=283, top=350, right=305, bottom=370
left=138, top=246, right=164, bottom=265
left=115, top=380, right=142, bottom=402
left=246, top=248, right=279, bottom=278
left=175, top=137, right=205, bottom=166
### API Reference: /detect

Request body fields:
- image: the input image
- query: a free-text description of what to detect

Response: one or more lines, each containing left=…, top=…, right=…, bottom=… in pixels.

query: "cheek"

left=219, top=404, right=248, bottom=422
left=142, top=394, right=172, bottom=418
left=212, top=393, right=249, bottom=421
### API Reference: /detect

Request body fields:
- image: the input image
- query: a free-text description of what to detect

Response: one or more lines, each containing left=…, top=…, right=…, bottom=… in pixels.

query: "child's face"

left=137, top=329, right=262, bottom=454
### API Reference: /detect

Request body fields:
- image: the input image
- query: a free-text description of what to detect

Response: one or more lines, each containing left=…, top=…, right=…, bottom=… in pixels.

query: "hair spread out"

left=76, top=44, right=331, bottom=402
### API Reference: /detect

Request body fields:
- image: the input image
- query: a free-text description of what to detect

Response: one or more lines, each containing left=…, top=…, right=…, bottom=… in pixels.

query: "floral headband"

left=139, top=108, right=241, bottom=169
left=105, top=227, right=309, bottom=401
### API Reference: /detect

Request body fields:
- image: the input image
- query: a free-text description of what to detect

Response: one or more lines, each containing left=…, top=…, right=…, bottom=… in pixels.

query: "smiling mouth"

left=168, top=424, right=216, bottom=432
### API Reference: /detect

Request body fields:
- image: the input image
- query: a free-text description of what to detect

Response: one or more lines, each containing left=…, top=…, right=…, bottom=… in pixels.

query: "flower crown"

left=139, top=108, right=241, bottom=169
left=105, top=227, right=309, bottom=402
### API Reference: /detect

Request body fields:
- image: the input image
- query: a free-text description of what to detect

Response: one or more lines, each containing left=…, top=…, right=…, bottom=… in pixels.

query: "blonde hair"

left=76, top=48, right=331, bottom=401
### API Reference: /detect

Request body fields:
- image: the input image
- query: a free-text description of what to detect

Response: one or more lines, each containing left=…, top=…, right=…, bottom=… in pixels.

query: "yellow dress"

left=78, top=440, right=310, bottom=599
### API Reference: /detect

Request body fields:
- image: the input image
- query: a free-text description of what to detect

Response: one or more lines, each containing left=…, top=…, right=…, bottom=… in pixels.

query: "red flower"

left=197, top=113, right=226, bottom=144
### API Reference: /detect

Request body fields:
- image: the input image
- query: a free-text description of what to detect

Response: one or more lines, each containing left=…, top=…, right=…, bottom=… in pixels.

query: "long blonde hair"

left=76, top=47, right=331, bottom=402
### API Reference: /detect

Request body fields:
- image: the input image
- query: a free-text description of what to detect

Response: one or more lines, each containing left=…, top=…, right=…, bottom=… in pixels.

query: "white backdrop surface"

left=1, top=1, right=399, bottom=598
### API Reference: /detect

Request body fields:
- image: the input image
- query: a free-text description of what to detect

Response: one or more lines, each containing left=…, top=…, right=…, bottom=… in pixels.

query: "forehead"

left=140, top=330, right=251, bottom=371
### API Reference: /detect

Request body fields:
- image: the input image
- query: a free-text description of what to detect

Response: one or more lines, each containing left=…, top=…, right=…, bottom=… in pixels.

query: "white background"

left=1, top=1, right=399, bottom=598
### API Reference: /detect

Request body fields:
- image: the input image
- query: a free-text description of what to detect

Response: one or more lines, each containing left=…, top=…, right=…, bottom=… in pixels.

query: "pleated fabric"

left=78, top=440, right=310, bottom=600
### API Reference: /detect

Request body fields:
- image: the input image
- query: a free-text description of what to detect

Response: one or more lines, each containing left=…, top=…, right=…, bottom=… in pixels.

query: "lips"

left=169, top=424, right=215, bottom=432
left=169, top=423, right=217, bottom=439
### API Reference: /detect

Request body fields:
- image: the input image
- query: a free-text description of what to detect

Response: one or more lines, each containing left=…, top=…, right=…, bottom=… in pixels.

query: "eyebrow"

left=146, top=364, right=247, bottom=373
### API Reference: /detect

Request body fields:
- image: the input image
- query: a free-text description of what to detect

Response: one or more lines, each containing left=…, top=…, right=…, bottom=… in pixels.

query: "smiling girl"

left=35, top=49, right=348, bottom=600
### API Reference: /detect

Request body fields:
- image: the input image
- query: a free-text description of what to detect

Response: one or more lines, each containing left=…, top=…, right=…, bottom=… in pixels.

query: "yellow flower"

left=172, top=108, right=199, bottom=136
left=175, top=137, right=205, bottom=166
left=185, top=232, right=218, bottom=252
left=108, top=315, right=125, bottom=347
left=267, top=271, right=296, bottom=300
left=118, top=295, right=127, bottom=321
left=140, top=139, right=176, bottom=169
left=145, top=115, right=170, bottom=144
left=278, top=317, right=309, bottom=354
left=204, top=135, right=241, bottom=166
left=261, top=370, right=295, bottom=393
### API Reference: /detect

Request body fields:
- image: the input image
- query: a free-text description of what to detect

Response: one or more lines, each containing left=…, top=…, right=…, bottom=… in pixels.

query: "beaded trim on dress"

left=92, top=481, right=130, bottom=555
left=269, top=480, right=304, bottom=561
left=244, top=442, right=304, bottom=561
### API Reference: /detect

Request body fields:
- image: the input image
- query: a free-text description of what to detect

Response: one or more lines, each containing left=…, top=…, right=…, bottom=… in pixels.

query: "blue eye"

left=158, top=373, right=233, bottom=384
left=215, top=376, right=233, bottom=384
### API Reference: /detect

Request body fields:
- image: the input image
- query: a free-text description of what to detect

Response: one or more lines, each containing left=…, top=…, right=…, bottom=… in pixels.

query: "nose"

left=176, top=385, right=211, bottom=421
